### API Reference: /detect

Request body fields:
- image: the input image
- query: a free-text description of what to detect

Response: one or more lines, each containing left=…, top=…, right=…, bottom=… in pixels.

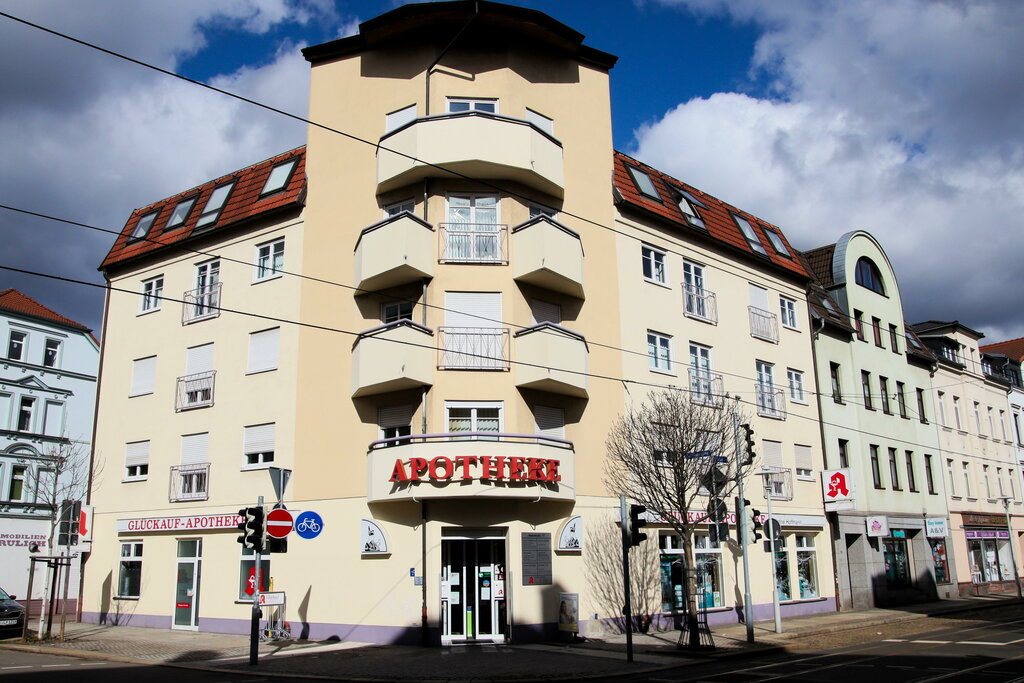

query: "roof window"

left=165, top=197, right=197, bottom=231
left=764, top=230, right=791, bottom=257
left=627, top=166, right=660, bottom=201
left=195, top=182, right=235, bottom=229
left=674, top=189, right=705, bottom=229
left=732, top=214, right=767, bottom=255
left=261, top=159, right=297, bottom=196
left=130, top=211, right=158, bottom=242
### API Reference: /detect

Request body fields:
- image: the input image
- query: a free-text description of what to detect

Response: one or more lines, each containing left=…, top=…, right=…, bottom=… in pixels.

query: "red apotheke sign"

left=389, top=455, right=561, bottom=483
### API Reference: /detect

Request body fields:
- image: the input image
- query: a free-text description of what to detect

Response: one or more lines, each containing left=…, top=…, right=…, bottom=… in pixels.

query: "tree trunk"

left=683, top=533, right=700, bottom=648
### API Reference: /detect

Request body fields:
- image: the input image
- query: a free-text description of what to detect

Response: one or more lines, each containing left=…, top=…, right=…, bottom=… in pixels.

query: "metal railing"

left=756, top=384, right=787, bottom=420
left=369, top=431, right=573, bottom=451
left=169, top=462, right=210, bottom=502
left=182, top=283, right=222, bottom=324
left=684, top=285, right=718, bottom=323
left=437, top=327, right=510, bottom=370
left=689, top=369, right=725, bottom=408
left=438, top=223, right=508, bottom=263
left=175, top=371, right=216, bottom=411
left=762, top=468, right=793, bottom=501
left=748, top=306, right=779, bottom=342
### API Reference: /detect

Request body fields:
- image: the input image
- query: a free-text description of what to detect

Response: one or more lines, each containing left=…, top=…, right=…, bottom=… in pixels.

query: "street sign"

left=267, top=467, right=292, bottom=504
left=258, top=591, right=285, bottom=606
left=266, top=508, right=294, bottom=538
left=294, top=510, right=323, bottom=539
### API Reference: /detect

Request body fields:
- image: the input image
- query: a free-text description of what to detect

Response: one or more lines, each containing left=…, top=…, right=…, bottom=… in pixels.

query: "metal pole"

left=620, top=494, right=634, bottom=663
left=764, top=474, right=781, bottom=633
left=250, top=495, right=263, bottom=666
left=22, top=558, right=36, bottom=642
left=732, top=412, right=754, bottom=643
left=1000, top=497, right=1022, bottom=600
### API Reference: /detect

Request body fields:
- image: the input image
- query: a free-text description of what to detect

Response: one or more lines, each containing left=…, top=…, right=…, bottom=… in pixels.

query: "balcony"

left=351, top=321, right=434, bottom=397
left=377, top=112, right=564, bottom=197
left=514, top=323, right=588, bottom=398
left=354, top=213, right=435, bottom=291
left=169, top=463, right=210, bottom=502
left=366, top=432, right=575, bottom=503
left=761, top=467, right=793, bottom=501
left=689, top=369, right=725, bottom=408
left=684, top=285, right=717, bottom=324
left=511, top=217, right=585, bottom=299
left=175, top=371, right=215, bottom=411
left=182, top=283, right=221, bottom=324
left=438, top=223, right=508, bottom=264
left=749, top=306, right=778, bottom=342
left=438, top=327, right=509, bottom=371
left=756, top=384, right=786, bottom=420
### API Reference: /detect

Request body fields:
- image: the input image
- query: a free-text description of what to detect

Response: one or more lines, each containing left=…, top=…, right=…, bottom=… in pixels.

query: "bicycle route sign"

left=294, top=510, right=323, bottom=539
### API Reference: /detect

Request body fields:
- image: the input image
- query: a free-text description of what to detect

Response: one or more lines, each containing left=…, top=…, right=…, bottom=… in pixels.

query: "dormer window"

left=675, top=189, right=705, bottom=229
left=855, top=257, right=885, bottom=295
left=732, top=214, right=767, bottom=255
left=764, top=230, right=791, bottom=257
left=627, top=166, right=660, bottom=201
left=130, top=211, right=158, bottom=241
left=195, top=182, right=234, bottom=229
left=261, top=159, right=297, bottom=196
left=166, top=197, right=197, bottom=231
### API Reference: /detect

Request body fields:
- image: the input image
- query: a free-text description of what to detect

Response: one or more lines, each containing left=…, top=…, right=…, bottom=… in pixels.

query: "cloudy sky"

left=0, top=0, right=1022, bottom=345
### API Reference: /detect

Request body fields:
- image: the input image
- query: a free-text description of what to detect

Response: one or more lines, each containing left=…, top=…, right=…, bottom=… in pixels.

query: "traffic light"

left=628, top=504, right=648, bottom=546
left=58, top=500, right=81, bottom=547
left=740, top=423, right=755, bottom=465
left=237, top=507, right=265, bottom=553
left=734, top=498, right=763, bottom=544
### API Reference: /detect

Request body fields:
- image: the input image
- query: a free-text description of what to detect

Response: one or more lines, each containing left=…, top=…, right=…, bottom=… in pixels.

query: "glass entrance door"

left=173, top=539, right=201, bottom=630
left=441, top=538, right=507, bottom=644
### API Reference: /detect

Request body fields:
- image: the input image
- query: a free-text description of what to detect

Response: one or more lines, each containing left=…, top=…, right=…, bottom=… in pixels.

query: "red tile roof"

left=0, top=288, right=91, bottom=332
left=100, top=147, right=306, bottom=272
left=612, top=152, right=809, bottom=280
left=981, top=337, right=1024, bottom=362
left=801, top=244, right=836, bottom=288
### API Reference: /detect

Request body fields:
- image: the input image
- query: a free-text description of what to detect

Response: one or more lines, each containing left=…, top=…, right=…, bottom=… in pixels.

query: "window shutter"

left=534, top=405, right=565, bottom=439
left=43, top=401, right=64, bottom=436
left=749, top=283, right=769, bottom=310
left=180, top=433, right=209, bottom=465
left=531, top=300, right=561, bottom=324
left=378, top=405, right=414, bottom=430
left=444, top=292, right=501, bottom=328
left=186, top=344, right=214, bottom=375
left=762, top=439, right=783, bottom=468
left=0, top=393, right=11, bottom=430
left=125, top=441, right=150, bottom=467
left=248, top=328, right=280, bottom=373
left=244, top=424, right=275, bottom=454
left=130, top=356, right=156, bottom=396
left=795, top=444, right=813, bottom=471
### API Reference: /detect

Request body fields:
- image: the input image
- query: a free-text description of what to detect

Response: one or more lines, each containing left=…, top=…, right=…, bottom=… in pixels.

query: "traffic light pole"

left=250, top=495, right=263, bottom=666
left=733, top=413, right=754, bottom=644
left=763, top=479, right=782, bottom=634
left=620, top=494, right=634, bottom=663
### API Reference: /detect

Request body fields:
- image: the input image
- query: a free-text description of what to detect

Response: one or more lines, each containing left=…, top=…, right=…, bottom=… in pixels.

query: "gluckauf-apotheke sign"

left=117, top=513, right=242, bottom=533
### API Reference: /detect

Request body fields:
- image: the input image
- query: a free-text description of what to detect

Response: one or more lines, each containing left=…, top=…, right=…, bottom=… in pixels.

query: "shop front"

left=956, top=512, right=1020, bottom=596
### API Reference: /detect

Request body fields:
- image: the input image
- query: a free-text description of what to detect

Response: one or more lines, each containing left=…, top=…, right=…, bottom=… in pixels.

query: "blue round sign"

left=294, top=511, right=323, bottom=539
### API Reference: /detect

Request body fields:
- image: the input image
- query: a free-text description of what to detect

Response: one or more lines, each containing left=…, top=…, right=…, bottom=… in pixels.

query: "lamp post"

left=996, top=495, right=1022, bottom=600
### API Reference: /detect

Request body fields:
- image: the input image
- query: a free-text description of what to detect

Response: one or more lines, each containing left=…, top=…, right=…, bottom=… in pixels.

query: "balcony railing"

left=756, top=383, right=786, bottom=420
left=353, top=213, right=435, bottom=291
left=351, top=320, right=434, bottom=397
left=369, top=431, right=574, bottom=451
left=689, top=369, right=725, bottom=408
left=169, top=462, right=210, bottom=502
left=748, top=306, right=779, bottom=343
left=762, top=467, right=793, bottom=501
left=182, top=283, right=222, bottom=324
left=176, top=371, right=216, bottom=411
left=438, top=327, right=510, bottom=370
left=438, top=223, right=508, bottom=264
left=510, top=217, right=585, bottom=298
left=684, top=285, right=718, bottom=324
left=514, top=323, right=588, bottom=397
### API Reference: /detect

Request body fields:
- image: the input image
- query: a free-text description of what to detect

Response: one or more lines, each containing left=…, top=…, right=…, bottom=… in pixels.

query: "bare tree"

left=585, top=513, right=661, bottom=634
left=31, top=437, right=94, bottom=548
left=604, top=389, right=752, bottom=648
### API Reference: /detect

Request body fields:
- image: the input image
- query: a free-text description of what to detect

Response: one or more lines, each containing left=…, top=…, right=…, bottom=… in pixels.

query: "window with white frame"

left=648, top=331, right=673, bottom=373
left=42, top=339, right=61, bottom=368
left=261, top=159, right=297, bottom=196
left=946, top=458, right=956, bottom=496
left=254, top=238, right=284, bottom=282
left=385, top=104, right=416, bottom=133
left=175, top=433, right=210, bottom=501
left=962, top=461, right=973, bottom=497
left=445, top=194, right=501, bottom=262
left=42, top=400, right=64, bottom=437
left=118, top=541, right=143, bottom=598
left=243, top=423, right=275, bottom=467
left=247, top=328, right=279, bottom=374
left=689, top=343, right=714, bottom=402
left=8, top=465, right=28, bottom=501
left=384, top=199, right=415, bottom=217
left=683, top=260, right=713, bottom=321
left=795, top=444, right=813, bottom=479
left=17, top=396, right=35, bottom=432
left=787, top=369, right=805, bottom=403
left=641, top=244, right=667, bottom=285
left=7, top=330, right=26, bottom=361
left=379, top=405, right=414, bottom=446
left=447, top=97, right=497, bottom=114
left=0, top=392, right=10, bottom=430
left=130, top=356, right=156, bottom=397
left=525, top=108, right=554, bottom=135
left=446, top=402, right=501, bottom=438
left=140, top=275, right=163, bottom=313
left=953, top=396, right=962, bottom=430
left=382, top=300, right=415, bottom=324
left=124, top=441, right=149, bottom=481
left=779, top=297, right=798, bottom=330
left=795, top=535, right=818, bottom=598
left=239, top=546, right=269, bottom=600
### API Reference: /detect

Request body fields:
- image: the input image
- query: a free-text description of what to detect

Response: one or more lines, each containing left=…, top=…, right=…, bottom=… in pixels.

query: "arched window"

left=855, top=257, right=885, bottom=295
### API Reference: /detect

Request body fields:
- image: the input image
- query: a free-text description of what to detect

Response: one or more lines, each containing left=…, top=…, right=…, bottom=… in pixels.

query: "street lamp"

left=996, top=495, right=1023, bottom=600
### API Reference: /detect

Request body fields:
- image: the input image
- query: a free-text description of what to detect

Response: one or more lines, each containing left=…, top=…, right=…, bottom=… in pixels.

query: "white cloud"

left=636, top=0, right=1024, bottom=341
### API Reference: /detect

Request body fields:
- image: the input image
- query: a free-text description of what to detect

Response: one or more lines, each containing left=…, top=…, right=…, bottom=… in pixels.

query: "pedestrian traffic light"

left=740, top=423, right=755, bottom=465
left=237, top=507, right=265, bottom=553
left=628, top=504, right=648, bottom=546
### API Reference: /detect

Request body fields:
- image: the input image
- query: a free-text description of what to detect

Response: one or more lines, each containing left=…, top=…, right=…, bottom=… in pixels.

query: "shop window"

left=773, top=538, right=791, bottom=601
left=929, top=539, right=950, bottom=583
left=239, top=547, right=270, bottom=600
left=659, top=533, right=723, bottom=610
left=795, top=535, right=818, bottom=599
left=118, top=542, right=143, bottom=598
left=883, top=538, right=911, bottom=587
left=968, top=536, right=1015, bottom=583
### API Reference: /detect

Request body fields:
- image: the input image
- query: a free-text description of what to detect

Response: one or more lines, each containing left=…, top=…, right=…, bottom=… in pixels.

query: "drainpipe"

left=424, top=1, right=480, bottom=115
left=421, top=501, right=429, bottom=646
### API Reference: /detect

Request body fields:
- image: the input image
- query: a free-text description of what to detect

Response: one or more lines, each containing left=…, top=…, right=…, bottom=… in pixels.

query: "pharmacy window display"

left=659, top=533, right=724, bottom=610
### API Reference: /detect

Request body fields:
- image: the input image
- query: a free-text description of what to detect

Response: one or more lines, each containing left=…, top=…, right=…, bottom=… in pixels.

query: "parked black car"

left=0, top=587, right=26, bottom=636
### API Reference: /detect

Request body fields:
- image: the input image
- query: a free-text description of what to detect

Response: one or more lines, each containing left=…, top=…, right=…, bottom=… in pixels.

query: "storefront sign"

left=360, top=519, right=389, bottom=555
left=822, top=469, right=854, bottom=502
left=926, top=517, right=949, bottom=538
left=866, top=516, right=889, bottom=537
left=962, top=513, right=1005, bottom=527
left=770, top=514, right=827, bottom=528
left=646, top=509, right=767, bottom=525
left=965, top=529, right=1010, bottom=539
left=258, top=592, right=285, bottom=606
left=389, top=456, right=560, bottom=483
left=521, top=532, right=552, bottom=585
left=117, top=513, right=242, bottom=533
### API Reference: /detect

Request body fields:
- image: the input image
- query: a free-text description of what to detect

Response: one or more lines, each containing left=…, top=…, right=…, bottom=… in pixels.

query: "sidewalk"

left=1, top=595, right=1019, bottom=681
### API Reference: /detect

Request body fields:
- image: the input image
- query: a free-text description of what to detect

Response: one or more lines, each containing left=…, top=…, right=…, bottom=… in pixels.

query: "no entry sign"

left=266, top=508, right=294, bottom=538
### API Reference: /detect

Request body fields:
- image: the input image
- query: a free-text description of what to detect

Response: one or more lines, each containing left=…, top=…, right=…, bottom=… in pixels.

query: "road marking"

left=964, top=640, right=1007, bottom=645
left=80, top=662, right=106, bottom=666
left=1, top=666, right=31, bottom=670
left=913, top=640, right=952, bottom=644
left=883, top=638, right=906, bottom=642
left=41, top=664, right=71, bottom=668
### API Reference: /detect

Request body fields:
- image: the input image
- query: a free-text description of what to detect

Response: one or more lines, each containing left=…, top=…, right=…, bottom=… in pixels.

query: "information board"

left=521, top=532, right=552, bottom=585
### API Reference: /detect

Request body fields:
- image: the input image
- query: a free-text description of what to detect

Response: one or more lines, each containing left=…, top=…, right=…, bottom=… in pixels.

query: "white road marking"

left=913, top=640, right=952, bottom=644
left=964, top=640, right=1007, bottom=645
left=0, top=666, right=31, bottom=670
left=41, top=664, right=71, bottom=668
left=883, top=638, right=906, bottom=642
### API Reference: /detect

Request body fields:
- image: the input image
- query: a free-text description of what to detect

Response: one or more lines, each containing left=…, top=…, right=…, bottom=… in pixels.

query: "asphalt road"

left=0, top=649, right=263, bottom=682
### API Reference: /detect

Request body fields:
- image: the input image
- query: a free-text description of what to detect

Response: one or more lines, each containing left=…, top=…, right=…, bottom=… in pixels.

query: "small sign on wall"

left=521, top=532, right=552, bottom=585
left=926, top=518, right=949, bottom=538
left=557, top=516, right=583, bottom=552
left=866, top=516, right=889, bottom=537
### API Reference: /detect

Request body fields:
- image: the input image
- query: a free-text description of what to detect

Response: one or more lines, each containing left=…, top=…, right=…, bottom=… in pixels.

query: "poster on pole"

left=558, top=593, right=578, bottom=633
